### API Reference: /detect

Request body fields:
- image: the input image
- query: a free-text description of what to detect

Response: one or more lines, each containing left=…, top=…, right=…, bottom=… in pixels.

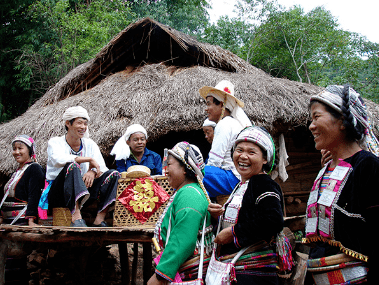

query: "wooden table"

left=0, top=224, right=155, bottom=285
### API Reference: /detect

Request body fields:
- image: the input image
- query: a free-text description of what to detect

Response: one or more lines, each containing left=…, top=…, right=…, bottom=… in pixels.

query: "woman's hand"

left=214, top=226, right=234, bottom=245
left=208, top=203, right=224, bottom=219
left=147, top=273, right=168, bottom=285
left=321, top=149, right=332, bottom=166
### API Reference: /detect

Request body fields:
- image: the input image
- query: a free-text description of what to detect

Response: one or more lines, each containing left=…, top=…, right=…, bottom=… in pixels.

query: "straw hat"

left=199, top=80, right=244, bottom=108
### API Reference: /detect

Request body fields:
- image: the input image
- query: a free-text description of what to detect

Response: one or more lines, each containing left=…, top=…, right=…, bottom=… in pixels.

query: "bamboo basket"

left=113, top=175, right=174, bottom=227
left=53, top=207, right=72, bottom=226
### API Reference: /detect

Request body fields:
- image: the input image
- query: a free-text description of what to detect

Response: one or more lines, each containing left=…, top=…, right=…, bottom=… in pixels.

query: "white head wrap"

left=62, top=106, right=90, bottom=138
left=199, top=80, right=252, bottom=128
left=110, top=124, right=148, bottom=160
left=202, top=118, right=217, bottom=128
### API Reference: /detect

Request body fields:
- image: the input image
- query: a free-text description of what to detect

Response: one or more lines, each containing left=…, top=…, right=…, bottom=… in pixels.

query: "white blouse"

left=207, top=116, right=242, bottom=177
left=46, top=135, right=108, bottom=181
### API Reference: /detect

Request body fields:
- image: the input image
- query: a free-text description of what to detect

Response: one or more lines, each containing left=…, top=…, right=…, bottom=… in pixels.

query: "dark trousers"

left=48, top=162, right=119, bottom=214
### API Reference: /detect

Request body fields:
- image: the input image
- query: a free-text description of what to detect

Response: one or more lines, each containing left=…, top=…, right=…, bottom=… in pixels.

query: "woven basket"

left=216, top=195, right=230, bottom=206
left=113, top=175, right=174, bottom=227
left=53, top=207, right=72, bottom=226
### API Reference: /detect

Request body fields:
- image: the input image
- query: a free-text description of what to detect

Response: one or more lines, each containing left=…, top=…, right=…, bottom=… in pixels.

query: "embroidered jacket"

left=304, top=150, right=379, bottom=281
left=221, top=174, right=284, bottom=256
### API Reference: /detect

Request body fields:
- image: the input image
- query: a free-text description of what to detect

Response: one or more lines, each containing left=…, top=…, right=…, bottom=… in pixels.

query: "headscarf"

left=199, top=80, right=252, bottom=128
left=168, top=142, right=210, bottom=203
left=233, top=126, right=276, bottom=174
left=310, top=85, right=379, bottom=156
left=110, top=124, right=148, bottom=160
left=12, top=134, right=36, bottom=161
left=62, top=106, right=90, bottom=138
left=202, top=118, right=217, bottom=128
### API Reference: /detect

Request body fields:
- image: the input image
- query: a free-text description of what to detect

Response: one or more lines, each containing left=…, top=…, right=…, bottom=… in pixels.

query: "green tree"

left=0, top=0, right=134, bottom=122
left=128, top=0, right=210, bottom=36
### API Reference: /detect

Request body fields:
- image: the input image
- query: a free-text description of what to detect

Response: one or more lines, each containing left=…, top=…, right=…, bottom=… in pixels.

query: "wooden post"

left=0, top=241, right=8, bottom=285
left=142, top=242, right=152, bottom=285
left=118, top=242, right=130, bottom=285
left=131, top=243, right=138, bottom=285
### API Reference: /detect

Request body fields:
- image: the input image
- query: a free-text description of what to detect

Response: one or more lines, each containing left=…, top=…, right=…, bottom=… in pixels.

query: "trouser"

left=48, top=162, right=119, bottom=214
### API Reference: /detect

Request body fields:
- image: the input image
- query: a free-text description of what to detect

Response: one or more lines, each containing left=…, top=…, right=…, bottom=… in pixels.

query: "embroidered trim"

left=302, top=236, right=368, bottom=263
left=100, top=170, right=120, bottom=186
left=255, top=192, right=281, bottom=205
left=334, top=204, right=366, bottom=222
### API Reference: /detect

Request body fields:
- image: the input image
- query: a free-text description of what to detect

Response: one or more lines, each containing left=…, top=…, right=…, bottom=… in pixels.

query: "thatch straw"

left=1, top=18, right=379, bottom=177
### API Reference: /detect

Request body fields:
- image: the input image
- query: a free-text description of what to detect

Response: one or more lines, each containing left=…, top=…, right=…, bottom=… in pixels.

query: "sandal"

left=70, top=219, right=87, bottom=227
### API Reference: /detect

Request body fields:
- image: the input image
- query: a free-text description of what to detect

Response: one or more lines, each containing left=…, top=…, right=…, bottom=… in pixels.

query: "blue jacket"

left=115, top=148, right=162, bottom=175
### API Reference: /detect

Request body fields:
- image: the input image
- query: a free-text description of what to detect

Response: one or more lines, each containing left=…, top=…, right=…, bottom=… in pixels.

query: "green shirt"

left=155, top=183, right=209, bottom=281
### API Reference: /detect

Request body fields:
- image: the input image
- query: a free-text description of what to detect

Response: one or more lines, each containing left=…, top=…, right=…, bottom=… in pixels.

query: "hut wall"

left=275, top=126, right=321, bottom=216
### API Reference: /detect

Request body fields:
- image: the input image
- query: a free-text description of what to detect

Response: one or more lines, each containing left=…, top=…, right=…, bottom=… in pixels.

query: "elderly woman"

left=111, top=124, right=162, bottom=175
left=199, top=80, right=252, bottom=198
left=208, top=126, right=284, bottom=284
left=1, top=135, right=45, bottom=226
left=304, top=85, right=379, bottom=284
left=148, top=142, right=211, bottom=285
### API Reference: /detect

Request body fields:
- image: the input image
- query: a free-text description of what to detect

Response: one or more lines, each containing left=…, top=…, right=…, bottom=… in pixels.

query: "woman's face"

left=309, top=102, right=344, bottom=151
left=166, top=155, right=186, bottom=190
left=12, top=142, right=31, bottom=167
left=203, top=126, right=214, bottom=144
left=233, top=141, right=267, bottom=183
left=205, top=96, right=223, bottom=123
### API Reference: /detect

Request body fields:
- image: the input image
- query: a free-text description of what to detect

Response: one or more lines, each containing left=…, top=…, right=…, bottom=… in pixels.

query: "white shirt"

left=46, top=135, right=108, bottom=181
left=207, top=116, right=242, bottom=177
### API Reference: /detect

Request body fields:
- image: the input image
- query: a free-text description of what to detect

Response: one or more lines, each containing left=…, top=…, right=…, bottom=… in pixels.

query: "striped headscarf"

left=233, top=126, right=276, bottom=173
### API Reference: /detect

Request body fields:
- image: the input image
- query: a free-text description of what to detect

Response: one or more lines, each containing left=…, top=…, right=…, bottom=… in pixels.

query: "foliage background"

left=1, top=0, right=378, bottom=122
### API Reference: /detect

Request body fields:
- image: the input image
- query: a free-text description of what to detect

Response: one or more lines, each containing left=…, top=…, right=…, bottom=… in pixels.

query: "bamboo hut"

left=1, top=17, right=379, bottom=216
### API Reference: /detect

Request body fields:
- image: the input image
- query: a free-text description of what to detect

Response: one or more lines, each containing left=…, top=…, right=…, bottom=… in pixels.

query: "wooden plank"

left=0, top=231, right=153, bottom=243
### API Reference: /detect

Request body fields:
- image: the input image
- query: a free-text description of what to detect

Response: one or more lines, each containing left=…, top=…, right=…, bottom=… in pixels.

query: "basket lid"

left=124, top=165, right=151, bottom=178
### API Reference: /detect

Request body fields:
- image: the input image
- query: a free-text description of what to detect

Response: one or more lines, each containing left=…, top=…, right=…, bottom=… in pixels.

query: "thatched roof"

left=1, top=17, right=379, bottom=176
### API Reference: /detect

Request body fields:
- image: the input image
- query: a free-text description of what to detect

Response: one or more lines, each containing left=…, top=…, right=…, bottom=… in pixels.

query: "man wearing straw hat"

left=45, top=106, right=120, bottom=227
left=199, top=80, right=252, bottom=198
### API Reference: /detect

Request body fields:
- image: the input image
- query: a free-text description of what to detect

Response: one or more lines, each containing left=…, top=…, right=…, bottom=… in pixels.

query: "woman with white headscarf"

left=111, top=124, right=162, bottom=175
left=199, top=80, right=252, bottom=198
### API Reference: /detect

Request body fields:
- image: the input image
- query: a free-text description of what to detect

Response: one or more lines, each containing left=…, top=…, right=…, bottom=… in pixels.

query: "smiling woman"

left=304, top=85, right=379, bottom=284
left=1, top=135, right=45, bottom=227
left=207, top=126, right=285, bottom=285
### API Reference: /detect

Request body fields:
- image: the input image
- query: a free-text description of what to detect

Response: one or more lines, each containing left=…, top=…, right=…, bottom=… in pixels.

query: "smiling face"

left=309, top=102, right=345, bottom=151
left=12, top=141, right=32, bottom=167
left=166, top=155, right=186, bottom=190
left=205, top=96, right=223, bottom=122
left=127, top=132, right=147, bottom=155
left=203, top=126, right=214, bottom=144
left=233, top=141, right=267, bottom=183
left=66, top=117, right=88, bottom=139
